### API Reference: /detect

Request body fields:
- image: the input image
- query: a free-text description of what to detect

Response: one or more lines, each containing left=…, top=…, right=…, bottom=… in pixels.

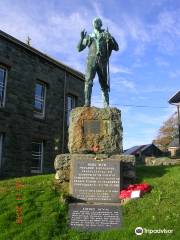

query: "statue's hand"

left=104, top=31, right=112, bottom=41
left=80, top=29, right=87, bottom=39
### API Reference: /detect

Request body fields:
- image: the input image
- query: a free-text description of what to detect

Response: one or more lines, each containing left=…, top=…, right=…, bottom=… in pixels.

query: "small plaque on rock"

left=69, top=203, right=122, bottom=231
left=83, top=120, right=101, bottom=135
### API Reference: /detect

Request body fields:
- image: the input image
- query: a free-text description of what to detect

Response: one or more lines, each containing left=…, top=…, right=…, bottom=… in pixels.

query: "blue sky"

left=0, top=0, right=179, bottom=149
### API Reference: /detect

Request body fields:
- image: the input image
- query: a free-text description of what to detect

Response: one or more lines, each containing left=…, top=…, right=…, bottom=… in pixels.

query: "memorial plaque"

left=69, top=203, right=122, bottom=231
left=84, top=120, right=101, bottom=135
left=70, top=158, right=121, bottom=202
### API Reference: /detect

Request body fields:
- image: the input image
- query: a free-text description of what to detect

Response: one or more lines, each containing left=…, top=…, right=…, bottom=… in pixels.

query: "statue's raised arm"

left=77, top=29, right=90, bottom=52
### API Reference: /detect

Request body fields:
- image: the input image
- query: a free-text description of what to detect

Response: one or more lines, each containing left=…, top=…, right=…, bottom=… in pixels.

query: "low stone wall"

left=54, top=154, right=136, bottom=188
left=145, top=157, right=180, bottom=166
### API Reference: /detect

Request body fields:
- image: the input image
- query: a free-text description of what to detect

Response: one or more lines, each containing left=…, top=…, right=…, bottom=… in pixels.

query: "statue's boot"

left=102, top=89, right=109, bottom=108
left=84, top=83, right=92, bottom=107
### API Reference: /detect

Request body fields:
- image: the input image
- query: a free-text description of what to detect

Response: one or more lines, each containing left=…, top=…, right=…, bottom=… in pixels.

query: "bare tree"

left=153, top=112, right=178, bottom=151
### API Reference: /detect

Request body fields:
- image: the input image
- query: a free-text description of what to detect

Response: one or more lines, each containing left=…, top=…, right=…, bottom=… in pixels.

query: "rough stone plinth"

left=68, top=107, right=123, bottom=154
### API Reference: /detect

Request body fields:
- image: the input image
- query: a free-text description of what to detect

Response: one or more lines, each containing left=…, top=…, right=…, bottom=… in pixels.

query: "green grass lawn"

left=0, top=165, right=180, bottom=240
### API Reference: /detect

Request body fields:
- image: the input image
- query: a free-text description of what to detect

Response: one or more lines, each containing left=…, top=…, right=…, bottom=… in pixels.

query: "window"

left=34, top=82, right=46, bottom=118
left=66, top=95, right=76, bottom=126
left=0, top=134, right=4, bottom=172
left=0, top=67, right=7, bottom=107
left=31, top=141, right=43, bottom=173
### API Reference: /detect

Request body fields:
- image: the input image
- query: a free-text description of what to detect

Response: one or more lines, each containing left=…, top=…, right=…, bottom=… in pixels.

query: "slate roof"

left=0, top=30, right=85, bottom=81
left=124, top=144, right=151, bottom=155
left=124, top=143, right=162, bottom=155
left=168, top=91, right=180, bottom=104
left=124, top=146, right=142, bottom=155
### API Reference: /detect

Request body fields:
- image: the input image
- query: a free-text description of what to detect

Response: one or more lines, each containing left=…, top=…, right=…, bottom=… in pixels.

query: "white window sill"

left=34, top=112, right=45, bottom=120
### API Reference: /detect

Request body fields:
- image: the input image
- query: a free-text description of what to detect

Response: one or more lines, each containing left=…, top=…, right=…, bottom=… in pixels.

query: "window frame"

left=0, top=134, right=4, bottom=172
left=66, top=94, right=77, bottom=126
left=0, top=65, right=8, bottom=107
left=34, top=81, right=46, bottom=119
left=31, top=141, right=44, bottom=174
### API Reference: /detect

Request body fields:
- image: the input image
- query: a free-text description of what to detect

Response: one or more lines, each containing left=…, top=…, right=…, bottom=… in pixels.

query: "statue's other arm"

left=104, top=31, right=119, bottom=51
left=111, top=36, right=119, bottom=51
left=77, top=29, right=89, bottom=52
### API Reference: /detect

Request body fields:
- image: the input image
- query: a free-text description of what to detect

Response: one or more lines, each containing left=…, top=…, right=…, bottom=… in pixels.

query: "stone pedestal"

left=68, top=107, right=123, bottom=154
left=54, top=106, right=135, bottom=231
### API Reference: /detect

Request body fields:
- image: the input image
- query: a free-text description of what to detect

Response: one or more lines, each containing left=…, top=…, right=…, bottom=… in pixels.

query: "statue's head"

left=93, top=17, right=102, bottom=30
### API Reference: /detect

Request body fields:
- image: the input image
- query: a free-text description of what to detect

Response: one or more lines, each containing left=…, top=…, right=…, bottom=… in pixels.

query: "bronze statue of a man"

left=77, top=17, right=119, bottom=107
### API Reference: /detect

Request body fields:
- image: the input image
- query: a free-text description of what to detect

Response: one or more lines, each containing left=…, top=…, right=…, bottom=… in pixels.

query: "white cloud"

left=110, top=77, right=136, bottom=93
left=0, top=1, right=131, bottom=73
left=134, top=43, right=146, bottom=56
left=150, top=10, right=180, bottom=54
left=120, top=106, right=132, bottom=114
left=132, top=59, right=145, bottom=69
left=120, top=80, right=135, bottom=89
left=0, top=2, right=92, bottom=72
left=169, top=70, right=180, bottom=79
left=110, top=65, right=132, bottom=74
left=122, top=15, right=150, bottom=42
left=133, top=113, right=167, bottom=125
left=91, top=92, right=104, bottom=108
left=1, top=1, right=180, bottom=65
left=138, top=86, right=177, bottom=93
left=123, top=106, right=175, bottom=149
left=155, top=57, right=170, bottom=67
left=113, top=9, right=180, bottom=56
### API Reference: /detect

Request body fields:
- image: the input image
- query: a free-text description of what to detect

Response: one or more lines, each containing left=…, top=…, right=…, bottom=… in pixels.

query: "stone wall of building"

left=0, top=33, right=84, bottom=177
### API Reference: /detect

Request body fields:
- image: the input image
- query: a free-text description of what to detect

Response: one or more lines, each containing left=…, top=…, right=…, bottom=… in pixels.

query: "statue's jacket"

left=82, top=29, right=119, bottom=69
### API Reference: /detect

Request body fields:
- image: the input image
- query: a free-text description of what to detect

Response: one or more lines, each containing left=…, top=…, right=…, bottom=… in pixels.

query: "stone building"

left=168, top=138, right=180, bottom=157
left=124, top=143, right=162, bottom=163
left=0, top=30, right=85, bottom=178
